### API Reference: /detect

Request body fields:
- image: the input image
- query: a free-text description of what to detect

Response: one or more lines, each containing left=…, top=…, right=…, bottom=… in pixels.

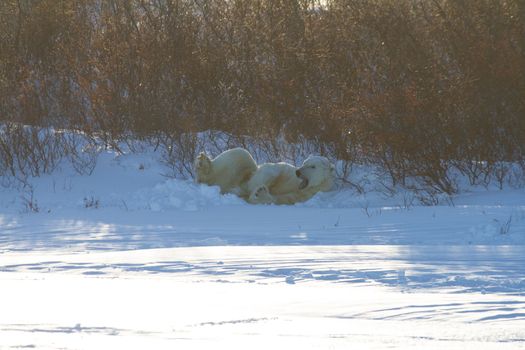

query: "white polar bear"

left=194, top=147, right=257, bottom=196
left=247, top=155, right=335, bottom=205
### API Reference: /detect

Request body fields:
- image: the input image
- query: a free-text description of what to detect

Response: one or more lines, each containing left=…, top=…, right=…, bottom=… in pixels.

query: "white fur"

left=247, top=155, right=335, bottom=205
left=194, top=148, right=257, bottom=196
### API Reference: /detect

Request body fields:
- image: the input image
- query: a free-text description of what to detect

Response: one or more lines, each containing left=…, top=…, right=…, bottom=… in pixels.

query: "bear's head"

left=295, top=156, right=335, bottom=192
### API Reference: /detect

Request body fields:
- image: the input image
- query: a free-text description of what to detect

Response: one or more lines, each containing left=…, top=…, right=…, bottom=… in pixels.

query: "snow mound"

left=131, top=179, right=246, bottom=212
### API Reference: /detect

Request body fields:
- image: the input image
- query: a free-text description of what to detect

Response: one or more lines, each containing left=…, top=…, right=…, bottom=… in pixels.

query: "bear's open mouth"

left=298, top=176, right=309, bottom=190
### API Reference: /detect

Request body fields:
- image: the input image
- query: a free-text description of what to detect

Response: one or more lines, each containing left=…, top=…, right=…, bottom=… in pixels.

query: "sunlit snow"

left=1, top=146, right=524, bottom=349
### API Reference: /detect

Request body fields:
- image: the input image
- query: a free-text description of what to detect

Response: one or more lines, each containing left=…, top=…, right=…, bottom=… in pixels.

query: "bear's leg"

left=248, top=185, right=275, bottom=204
left=194, top=152, right=212, bottom=181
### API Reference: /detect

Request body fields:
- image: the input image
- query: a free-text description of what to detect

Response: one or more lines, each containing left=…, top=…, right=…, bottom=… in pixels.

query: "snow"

left=1, top=144, right=525, bottom=349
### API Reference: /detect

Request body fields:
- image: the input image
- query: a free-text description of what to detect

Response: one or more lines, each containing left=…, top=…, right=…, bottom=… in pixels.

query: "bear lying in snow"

left=194, top=147, right=257, bottom=196
left=247, top=155, right=335, bottom=205
left=194, top=148, right=335, bottom=204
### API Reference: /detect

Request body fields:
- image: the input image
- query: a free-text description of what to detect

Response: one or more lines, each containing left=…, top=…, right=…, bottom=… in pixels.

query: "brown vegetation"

left=1, top=0, right=524, bottom=195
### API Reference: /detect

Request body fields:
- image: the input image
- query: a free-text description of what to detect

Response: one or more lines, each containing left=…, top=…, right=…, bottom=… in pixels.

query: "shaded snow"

left=1, top=144, right=525, bottom=349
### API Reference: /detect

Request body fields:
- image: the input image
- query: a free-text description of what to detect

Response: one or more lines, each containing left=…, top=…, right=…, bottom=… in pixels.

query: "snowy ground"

left=1, top=148, right=525, bottom=349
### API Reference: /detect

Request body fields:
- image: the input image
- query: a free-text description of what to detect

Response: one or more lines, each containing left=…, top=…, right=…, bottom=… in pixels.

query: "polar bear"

left=194, top=147, right=257, bottom=196
left=247, top=155, right=335, bottom=205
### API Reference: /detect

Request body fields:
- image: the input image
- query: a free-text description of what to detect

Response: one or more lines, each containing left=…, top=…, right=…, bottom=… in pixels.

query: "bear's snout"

left=295, top=169, right=302, bottom=177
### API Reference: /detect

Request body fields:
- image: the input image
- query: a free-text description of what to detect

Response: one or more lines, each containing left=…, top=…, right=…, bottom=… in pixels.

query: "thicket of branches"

left=1, top=0, right=524, bottom=195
